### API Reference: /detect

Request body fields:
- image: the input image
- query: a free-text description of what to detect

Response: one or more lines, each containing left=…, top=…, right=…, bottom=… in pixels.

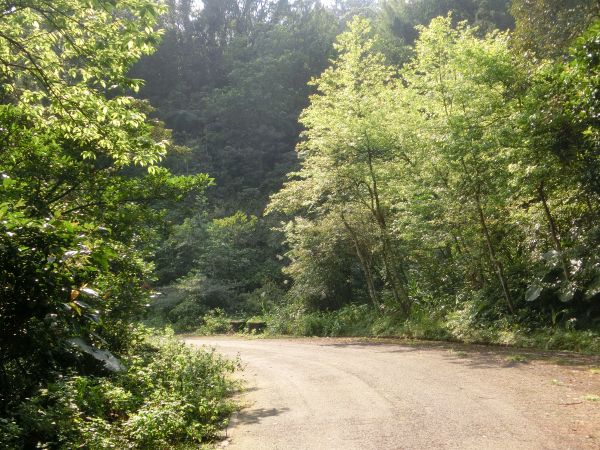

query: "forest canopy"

left=134, top=0, right=600, bottom=341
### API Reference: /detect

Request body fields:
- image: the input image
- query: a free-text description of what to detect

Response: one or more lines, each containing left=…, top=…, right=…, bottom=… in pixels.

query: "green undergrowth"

left=146, top=308, right=232, bottom=335
left=261, top=303, right=600, bottom=354
left=147, top=308, right=268, bottom=336
left=151, top=303, right=599, bottom=354
left=0, top=329, right=239, bottom=449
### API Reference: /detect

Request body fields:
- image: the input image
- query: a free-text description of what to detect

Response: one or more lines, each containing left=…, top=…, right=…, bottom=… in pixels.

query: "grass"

left=162, top=303, right=600, bottom=355
left=260, top=303, right=600, bottom=355
left=504, top=354, right=528, bottom=363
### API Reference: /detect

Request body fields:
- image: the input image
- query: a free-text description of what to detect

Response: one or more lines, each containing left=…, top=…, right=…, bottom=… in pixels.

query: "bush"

left=195, top=309, right=231, bottom=335
left=0, top=329, right=238, bottom=449
left=265, top=302, right=600, bottom=354
left=265, top=303, right=380, bottom=337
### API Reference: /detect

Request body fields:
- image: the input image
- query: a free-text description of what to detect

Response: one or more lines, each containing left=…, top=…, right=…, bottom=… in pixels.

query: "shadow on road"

left=317, top=338, right=600, bottom=370
left=232, top=407, right=290, bottom=425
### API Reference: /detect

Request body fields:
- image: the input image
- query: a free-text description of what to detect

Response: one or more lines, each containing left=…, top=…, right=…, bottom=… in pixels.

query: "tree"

left=132, top=0, right=344, bottom=212
left=270, top=18, right=413, bottom=314
left=381, top=0, right=513, bottom=45
left=400, top=16, right=524, bottom=313
left=152, top=211, right=286, bottom=328
left=132, top=0, right=342, bottom=317
left=508, top=18, right=600, bottom=322
left=0, top=0, right=212, bottom=413
left=0, top=0, right=167, bottom=166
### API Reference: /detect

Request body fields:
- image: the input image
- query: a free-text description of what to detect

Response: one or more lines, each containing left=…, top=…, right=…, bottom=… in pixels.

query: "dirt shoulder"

left=186, top=336, right=600, bottom=450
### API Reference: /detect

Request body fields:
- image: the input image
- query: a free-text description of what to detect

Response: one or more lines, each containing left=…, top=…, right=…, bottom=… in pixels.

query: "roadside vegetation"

left=264, top=304, right=600, bottom=354
left=1, top=329, right=237, bottom=449
left=0, top=1, right=236, bottom=448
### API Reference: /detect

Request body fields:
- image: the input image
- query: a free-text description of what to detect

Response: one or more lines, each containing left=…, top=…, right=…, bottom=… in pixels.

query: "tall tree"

left=0, top=0, right=212, bottom=412
left=381, top=0, right=513, bottom=44
left=0, top=0, right=167, bottom=166
left=270, top=18, right=413, bottom=314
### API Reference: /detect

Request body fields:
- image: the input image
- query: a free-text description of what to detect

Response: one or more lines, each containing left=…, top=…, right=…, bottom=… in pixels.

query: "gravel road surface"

left=185, top=337, right=600, bottom=450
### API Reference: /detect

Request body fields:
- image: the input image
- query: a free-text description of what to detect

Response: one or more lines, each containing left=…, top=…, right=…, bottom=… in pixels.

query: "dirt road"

left=185, top=337, right=600, bottom=450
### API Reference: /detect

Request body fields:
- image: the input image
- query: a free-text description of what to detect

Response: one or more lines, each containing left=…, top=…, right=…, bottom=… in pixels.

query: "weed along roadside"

left=179, top=307, right=600, bottom=354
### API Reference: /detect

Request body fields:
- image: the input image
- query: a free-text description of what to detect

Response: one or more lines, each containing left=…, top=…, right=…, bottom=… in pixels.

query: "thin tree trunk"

left=341, top=211, right=378, bottom=308
left=538, top=180, right=570, bottom=282
left=380, top=231, right=411, bottom=315
left=364, top=141, right=411, bottom=315
left=475, top=188, right=515, bottom=314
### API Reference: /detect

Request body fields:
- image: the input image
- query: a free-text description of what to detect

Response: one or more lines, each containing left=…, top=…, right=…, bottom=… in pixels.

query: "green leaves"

left=0, top=2, right=215, bottom=423
left=5, top=332, right=237, bottom=448
left=0, top=0, right=167, bottom=166
left=269, top=7, right=600, bottom=326
left=525, top=285, right=543, bottom=302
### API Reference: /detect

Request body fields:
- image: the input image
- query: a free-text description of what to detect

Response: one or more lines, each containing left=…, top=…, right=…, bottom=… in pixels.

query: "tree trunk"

left=380, top=230, right=411, bottom=315
left=341, top=211, right=379, bottom=308
left=364, top=142, right=411, bottom=315
left=538, top=180, right=570, bottom=282
left=475, top=188, right=515, bottom=314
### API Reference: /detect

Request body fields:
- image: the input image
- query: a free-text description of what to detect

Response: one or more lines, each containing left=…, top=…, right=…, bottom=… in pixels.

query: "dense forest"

left=139, top=0, right=600, bottom=345
left=1, top=0, right=599, bottom=447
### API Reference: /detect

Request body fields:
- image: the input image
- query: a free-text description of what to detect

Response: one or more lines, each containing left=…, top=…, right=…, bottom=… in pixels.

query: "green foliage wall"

left=133, top=1, right=346, bottom=327
left=133, top=0, right=341, bottom=211
left=0, top=0, right=215, bottom=426
left=268, top=14, right=600, bottom=329
left=134, top=1, right=600, bottom=334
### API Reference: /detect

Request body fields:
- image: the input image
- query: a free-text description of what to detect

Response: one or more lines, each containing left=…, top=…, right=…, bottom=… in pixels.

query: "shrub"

left=196, top=309, right=231, bottom=335
left=0, top=329, right=238, bottom=449
left=265, top=302, right=600, bottom=353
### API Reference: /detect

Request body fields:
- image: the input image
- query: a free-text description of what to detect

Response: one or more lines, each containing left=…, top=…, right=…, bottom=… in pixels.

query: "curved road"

left=185, top=337, right=600, bottom=450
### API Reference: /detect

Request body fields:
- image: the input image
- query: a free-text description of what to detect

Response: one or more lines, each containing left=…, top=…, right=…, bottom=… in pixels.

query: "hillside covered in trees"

left=1, top=0, right=599, bottom=447
left=139, top=0, right=600, bottom=347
